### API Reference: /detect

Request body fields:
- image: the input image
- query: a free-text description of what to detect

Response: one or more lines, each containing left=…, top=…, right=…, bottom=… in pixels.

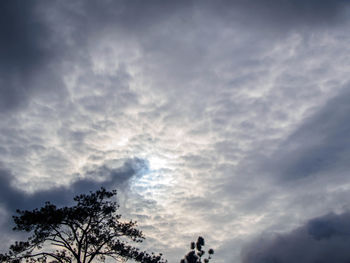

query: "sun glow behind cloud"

left=130, top=153, right=179, bottom=201
left=148, top=156, right=169, bottom=171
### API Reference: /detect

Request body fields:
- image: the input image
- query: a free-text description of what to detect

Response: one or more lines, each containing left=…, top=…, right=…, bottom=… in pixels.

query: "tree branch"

left=23, top=252, right=67, bottom=263
left=51, top=226, right=80, bottom=261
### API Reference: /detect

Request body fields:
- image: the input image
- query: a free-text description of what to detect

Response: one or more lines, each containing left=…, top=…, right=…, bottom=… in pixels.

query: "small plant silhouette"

left=180, top=236, right=214, bottom=263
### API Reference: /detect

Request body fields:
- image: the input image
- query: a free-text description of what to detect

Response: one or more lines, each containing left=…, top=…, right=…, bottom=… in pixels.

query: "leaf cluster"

left=180, top=237, right=214, bottom=263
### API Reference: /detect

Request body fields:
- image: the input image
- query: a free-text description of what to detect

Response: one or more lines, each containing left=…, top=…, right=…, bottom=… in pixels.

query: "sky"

left=1, top=0, right=350, bottom=262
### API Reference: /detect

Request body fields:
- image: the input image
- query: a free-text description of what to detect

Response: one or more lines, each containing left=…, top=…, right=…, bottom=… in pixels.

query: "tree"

left=0, top=188, right=167, bottom=263
left=180, top=237, right=214, bottom=263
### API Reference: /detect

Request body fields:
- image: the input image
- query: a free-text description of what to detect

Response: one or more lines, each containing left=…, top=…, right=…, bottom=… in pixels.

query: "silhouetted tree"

left=180, top=237, right=214, bottom=263
left=0, top=187, right=166, bottom=263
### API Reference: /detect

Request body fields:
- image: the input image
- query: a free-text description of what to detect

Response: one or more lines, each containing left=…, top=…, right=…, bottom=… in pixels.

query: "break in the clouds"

left=1, top=1, right=350, bottom=262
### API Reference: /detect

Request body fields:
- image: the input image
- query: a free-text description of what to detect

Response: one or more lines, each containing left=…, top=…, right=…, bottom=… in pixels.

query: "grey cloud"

left=242, top=212, right=350, bottom=263
left=262, top=88, right=350, bottom=180
left=0, top=158, right=148, bottom=212
left=85, top=0, right=191, bottom=33
left=208, top=0, right=349, bottom=32
left=0, top=0, right=49, bottom=74
left=76, top=69, right=138, bottom=114
left=2, top=0, right=346, bottom=112
left=78, top=0, right=349, bottom=31
left=215, top=88, right=350, bottom=242
left=47, top=0, right=192, bottom=50
left=0, top=0, right=66, bottom=112
left=49, top=0, right=350, bottom=65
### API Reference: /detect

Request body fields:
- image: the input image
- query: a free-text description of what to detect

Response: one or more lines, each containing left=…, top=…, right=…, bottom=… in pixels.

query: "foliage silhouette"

left=0, top=187, right=166, bottom=263
left=180, top=237, right=214, bottom=263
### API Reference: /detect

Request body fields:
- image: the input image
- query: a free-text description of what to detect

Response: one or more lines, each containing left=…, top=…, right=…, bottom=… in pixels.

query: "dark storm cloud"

left=262, top=88, right=350, bottom=180
left=210, top=0, right=349, bottom=31
left=0, top=1, right=48, bottom=71
left=0, top=158, right=147, bottom=212
left=77, top=0, right=349, bottom=29
left=0, top=0, right=65, bottom=112
left=242, top=212, right=350, bottom=263
left=83, top=0, right=191, bottom=31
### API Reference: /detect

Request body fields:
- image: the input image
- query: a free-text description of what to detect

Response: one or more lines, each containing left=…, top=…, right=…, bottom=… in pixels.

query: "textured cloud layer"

left=1, top=1, right=350, bottom=262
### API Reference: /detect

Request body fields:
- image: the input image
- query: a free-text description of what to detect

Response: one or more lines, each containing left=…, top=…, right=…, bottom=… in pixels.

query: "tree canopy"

left=0, top=188, right=166, bottom=263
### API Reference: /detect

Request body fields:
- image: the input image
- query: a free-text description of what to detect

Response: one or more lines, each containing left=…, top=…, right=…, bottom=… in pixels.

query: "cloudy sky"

left=1, top=0, right=350, bottom=262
